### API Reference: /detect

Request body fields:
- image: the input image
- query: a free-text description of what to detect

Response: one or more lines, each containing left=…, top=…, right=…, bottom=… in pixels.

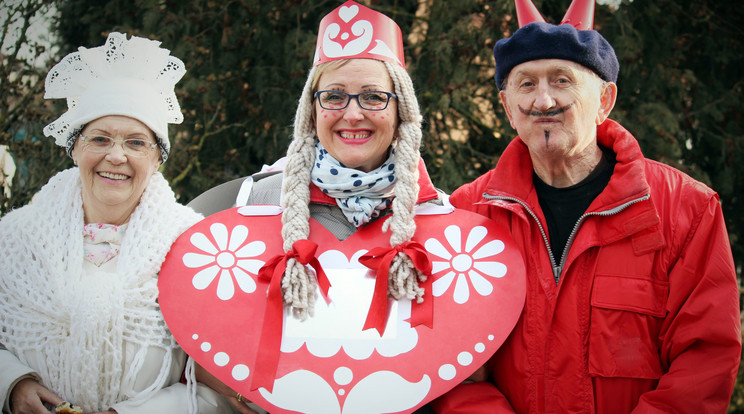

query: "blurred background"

left=1, top=0, right=742, bottom=410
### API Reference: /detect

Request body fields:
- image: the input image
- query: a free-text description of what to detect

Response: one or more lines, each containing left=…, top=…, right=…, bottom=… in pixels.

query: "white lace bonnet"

left=42, top=32, right=186, bottom=162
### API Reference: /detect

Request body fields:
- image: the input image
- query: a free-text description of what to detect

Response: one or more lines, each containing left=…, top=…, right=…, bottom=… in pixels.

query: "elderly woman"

left=0, top=33, right=234, bottom=414
left=187, top=2, right=447, bottom=413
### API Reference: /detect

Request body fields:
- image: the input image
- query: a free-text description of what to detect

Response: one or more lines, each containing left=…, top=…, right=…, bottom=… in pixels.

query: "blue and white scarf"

left=311, top=142, right=397, bottom=227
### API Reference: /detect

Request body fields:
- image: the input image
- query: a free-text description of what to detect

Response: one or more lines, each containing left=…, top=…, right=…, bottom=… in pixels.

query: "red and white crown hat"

left=313, top=0, right=405, bottom=67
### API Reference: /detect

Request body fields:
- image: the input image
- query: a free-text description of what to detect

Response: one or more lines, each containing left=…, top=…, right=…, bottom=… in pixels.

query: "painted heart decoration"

left=159, top=206, right=525, bottom=414
left=338, top=4, right=359, bottom=23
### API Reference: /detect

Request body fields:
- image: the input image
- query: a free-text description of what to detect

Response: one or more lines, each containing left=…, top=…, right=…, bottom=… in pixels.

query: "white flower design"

left=425, top=225, right=507, bottom=304
left=183, top=222, right=266, bottom=300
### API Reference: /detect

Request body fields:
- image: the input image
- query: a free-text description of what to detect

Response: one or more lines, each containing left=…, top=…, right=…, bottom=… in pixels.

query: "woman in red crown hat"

left=187, top=2, right=452, bottom=413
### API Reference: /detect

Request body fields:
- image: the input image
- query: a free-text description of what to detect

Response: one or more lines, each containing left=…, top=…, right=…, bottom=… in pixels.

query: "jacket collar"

left=484, top=119, right=651, bottom=211
left=310, top=158, right=439, bottom=205
left=483, top=119, right=662, bottom=251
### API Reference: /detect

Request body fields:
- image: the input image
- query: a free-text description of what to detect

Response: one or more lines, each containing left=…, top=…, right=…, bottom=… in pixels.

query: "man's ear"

left=500, top=90, right=516, bottom=129
left=596, top=82, right=617, bottom=125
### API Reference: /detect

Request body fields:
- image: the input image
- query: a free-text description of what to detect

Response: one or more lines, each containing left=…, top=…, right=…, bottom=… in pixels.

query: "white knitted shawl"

left=0, top=168, right=202, bottom=411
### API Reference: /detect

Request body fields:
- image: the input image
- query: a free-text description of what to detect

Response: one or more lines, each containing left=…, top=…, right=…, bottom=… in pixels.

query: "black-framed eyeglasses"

left=314, top=90, right=398, bottom=111
left=80, top=134, right=158, bottom=158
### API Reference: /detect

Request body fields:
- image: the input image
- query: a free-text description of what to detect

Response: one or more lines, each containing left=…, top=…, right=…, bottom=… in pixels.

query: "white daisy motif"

left=425, top=225, right=507, bottom=304
left=182, top=222, right=266, bottom=300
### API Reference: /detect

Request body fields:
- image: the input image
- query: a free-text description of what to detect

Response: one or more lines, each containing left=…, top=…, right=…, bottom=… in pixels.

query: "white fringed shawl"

left=0, top=168, right=202, bottom=412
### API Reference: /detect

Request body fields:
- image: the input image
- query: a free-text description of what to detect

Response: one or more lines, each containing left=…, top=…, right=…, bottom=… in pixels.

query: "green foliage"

left=2, top=0, right=743, bottom=406
left=410, top=0, right=511, bottom=191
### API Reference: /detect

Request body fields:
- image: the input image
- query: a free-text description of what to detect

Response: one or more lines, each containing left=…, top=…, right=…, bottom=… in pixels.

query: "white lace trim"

left=43, top=32, right=185, bottom=159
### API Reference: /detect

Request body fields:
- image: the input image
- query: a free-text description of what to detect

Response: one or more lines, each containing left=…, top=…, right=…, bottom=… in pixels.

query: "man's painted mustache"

left=518, top=102, right=574, bottom=117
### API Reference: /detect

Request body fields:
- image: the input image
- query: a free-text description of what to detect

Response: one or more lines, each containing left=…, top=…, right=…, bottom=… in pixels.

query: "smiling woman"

left=0, top=32, right=235, bottom=414
left=186, top=1, right=451, bottom=413
left=72, top=116, right=162, bottom=225
left=313, top=60, right=398, bottom=173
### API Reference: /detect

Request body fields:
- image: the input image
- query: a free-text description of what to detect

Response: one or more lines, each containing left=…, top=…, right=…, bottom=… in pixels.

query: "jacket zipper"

left=482, top=193, right=651, bottom=283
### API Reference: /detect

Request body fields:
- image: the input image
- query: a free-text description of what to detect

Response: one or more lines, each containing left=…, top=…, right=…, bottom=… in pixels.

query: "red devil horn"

left=515, top=0, right=545, bottom=27
left=561, top=0, right=595, bottom=29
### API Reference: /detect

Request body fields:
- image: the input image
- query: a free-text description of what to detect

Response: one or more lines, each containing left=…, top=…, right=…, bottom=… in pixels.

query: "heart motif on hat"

left=159, top=206, right=525, bottom=413
left=338, top=4, right=359, bottom=23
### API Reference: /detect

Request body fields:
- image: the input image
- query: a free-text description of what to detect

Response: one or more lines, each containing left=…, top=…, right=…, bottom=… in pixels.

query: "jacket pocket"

left=588, top=274, right=668, bottom=379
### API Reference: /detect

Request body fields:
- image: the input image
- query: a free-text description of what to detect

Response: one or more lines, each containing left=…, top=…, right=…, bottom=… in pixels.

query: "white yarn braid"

left=280, top=66, right=320, bottom=320
left=382, top=61, right=426, bottom=302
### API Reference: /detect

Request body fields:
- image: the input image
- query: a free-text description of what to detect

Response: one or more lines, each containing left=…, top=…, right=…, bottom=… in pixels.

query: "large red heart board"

left=159, top=205, right=525, bottom=413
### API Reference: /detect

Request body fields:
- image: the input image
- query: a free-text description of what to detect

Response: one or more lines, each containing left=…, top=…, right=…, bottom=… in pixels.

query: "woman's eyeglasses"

left=314, top=90, right=397, bottom=111
left=80, top=135, right=158, bottom=158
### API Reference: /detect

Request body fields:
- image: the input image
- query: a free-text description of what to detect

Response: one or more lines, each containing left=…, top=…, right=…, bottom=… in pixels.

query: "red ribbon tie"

left=358, top=241, right=433, bottom=335
left=251, top=239, right=330, bottom=392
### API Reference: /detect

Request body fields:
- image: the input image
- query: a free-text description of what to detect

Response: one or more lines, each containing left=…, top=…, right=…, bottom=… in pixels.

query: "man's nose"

left=532, top=84, right=557, bottom=111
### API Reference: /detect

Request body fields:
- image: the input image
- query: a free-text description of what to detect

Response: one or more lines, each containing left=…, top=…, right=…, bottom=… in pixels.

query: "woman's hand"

left=10, top=378, right=63, bottom=414
left=195, top=363, right=258, bottom=414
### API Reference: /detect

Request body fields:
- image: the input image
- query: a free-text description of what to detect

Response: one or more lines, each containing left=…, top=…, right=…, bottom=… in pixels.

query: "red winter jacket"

left=436, top=119, right=741, bottom=413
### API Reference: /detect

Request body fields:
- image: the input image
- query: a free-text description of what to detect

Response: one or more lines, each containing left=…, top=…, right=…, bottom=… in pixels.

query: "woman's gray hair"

left=279, top=59, right=426, bottom=320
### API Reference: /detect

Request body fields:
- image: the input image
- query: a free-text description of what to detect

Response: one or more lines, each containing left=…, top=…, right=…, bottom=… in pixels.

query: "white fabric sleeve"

left=0, top=349, right=40, bottom=414
left=110, top=382, right=238, bottom=414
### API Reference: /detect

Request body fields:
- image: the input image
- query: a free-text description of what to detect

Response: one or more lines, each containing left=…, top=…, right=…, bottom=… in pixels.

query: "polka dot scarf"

left=310, top=142, right=397, bottom=227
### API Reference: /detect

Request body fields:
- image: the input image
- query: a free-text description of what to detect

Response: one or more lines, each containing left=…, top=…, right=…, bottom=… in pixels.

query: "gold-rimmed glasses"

left=80, top=134, right=158, bottom=158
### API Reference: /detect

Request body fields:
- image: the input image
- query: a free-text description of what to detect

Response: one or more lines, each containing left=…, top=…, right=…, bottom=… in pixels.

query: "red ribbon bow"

left=251, top=239, right=330, bottom=391
left=358, top=241, right=434, bottom=335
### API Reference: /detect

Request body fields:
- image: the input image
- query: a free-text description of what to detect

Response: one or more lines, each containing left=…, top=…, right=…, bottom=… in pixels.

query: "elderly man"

left=434, top=0, right=741, bottom=412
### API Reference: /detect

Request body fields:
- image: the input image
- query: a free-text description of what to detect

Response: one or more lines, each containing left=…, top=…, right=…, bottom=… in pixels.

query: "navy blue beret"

left=493, top=21, right=619, bottom=89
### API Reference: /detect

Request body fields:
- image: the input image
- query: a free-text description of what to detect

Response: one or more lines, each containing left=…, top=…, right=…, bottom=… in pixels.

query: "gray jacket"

left=188, top=171, right=447, bottom=241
